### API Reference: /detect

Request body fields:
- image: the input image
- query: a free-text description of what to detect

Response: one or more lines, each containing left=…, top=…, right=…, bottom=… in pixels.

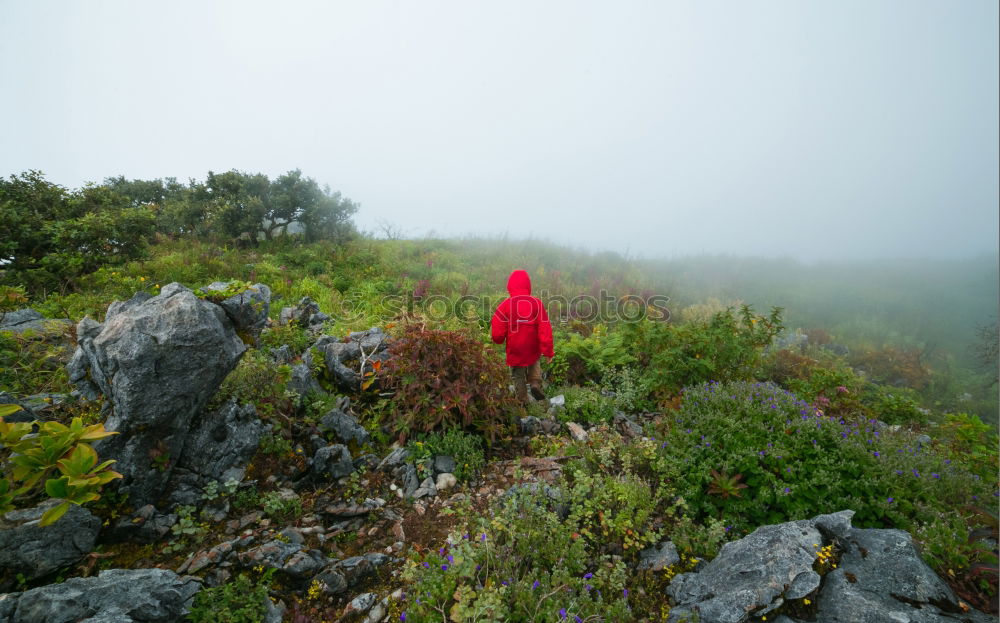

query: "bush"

left=186, top=569, right=274, bottom=623
left=0, top=407, right=122, bottom=526
left=558, top=386, right=615, bottom=425
left=624, top=306, right=783, bottom=399
left=381, top=327, right=517, bottom=443
left=409, top=427, right=485, bottom=482
left=209, top=350, right=293, bottom=418
left=657, top=381, right=992, bottom=539
left=395, top=487, right=632, bottom=622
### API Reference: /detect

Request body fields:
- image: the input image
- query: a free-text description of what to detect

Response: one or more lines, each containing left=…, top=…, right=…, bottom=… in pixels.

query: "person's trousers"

left=510, top=360, right=545, bottom=404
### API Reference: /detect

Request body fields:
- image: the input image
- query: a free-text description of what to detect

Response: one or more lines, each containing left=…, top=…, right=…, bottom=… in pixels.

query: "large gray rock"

left=814, top=528, right=994, bottom=623
left=0, top=500, right=101, bottom=583
left=314, top=328, right=390, bottom=391
left=166, top=400, right=262, bottom=507
left=0, top=568, right=200, bottom=623
left=237, top=539, right=329, bottom=580
left=666, top=513, right=835, bottom=623
left=667, top=510, right=993, bottom=623
left=199, top=282, right=271, bottom=343
left=68, top=284, right=248, bottom=507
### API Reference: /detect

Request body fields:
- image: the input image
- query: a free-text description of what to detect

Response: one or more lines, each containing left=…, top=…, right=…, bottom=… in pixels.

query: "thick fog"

left=1, top=1, right=997, bottom=261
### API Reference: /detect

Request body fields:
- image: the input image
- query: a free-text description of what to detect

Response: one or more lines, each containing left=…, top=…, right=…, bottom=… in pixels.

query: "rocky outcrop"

left=0, top=568, right=201, bottom=623
left=0, top=309, right=71, bottom=336
left=318, top=408, right=370, bottom=446
left=313, top=328, right=390, bottom=391
left=199, top=282, right=271, bottom=343
left=166, top=400, right=264, bottom=507
left=666, top=510, right=992, bottom=623
left=66, top=283, right=260, bottom=507
left=279, top=296, right=329, bottom=332
left=0, top=500, right=101, bottom=584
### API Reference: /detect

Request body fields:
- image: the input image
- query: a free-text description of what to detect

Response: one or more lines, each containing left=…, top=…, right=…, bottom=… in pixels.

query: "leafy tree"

left=202, top=170, right=270, bottom=244
left=0, top=171, right=155, bottom=293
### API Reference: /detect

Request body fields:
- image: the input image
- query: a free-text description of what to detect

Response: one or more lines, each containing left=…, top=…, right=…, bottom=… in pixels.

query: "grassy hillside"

left=2, top=234, right=998, bottom=620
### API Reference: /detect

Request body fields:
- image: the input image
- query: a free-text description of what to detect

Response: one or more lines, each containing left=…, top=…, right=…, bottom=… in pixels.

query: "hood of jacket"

left=506, top=270, right=532, bottom=296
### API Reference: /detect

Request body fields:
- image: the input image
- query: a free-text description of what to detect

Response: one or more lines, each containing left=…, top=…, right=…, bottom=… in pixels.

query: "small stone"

left=414, top=502, right=426, bottom=516
left=435, top=473, right=458, bottom=491
left=565, top=421, right=589, bottom=442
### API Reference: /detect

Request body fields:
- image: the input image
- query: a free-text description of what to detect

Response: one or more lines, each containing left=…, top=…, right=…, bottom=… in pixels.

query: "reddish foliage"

left=382, top=326, right=517, bottom=443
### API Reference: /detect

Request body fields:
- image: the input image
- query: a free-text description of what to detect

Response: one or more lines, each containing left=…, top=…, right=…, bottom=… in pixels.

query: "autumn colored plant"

left=380, top=326, right=517, bottom=443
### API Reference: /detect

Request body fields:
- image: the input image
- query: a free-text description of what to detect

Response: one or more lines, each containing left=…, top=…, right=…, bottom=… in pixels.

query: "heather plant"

left=0, top=406, right=122, bottom=526
left=186, top=567, right=275, bottom=623
left=380, top=326, right=517, bottom=443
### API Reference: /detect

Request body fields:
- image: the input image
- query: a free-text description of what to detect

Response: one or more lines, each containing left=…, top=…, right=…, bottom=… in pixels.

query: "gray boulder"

left=318, top=408, right=370, bottom=446
left=637, top=540, right=680, bottom=572
left=0, top=568, right=200, bottom=623
left=814, top=528, right=994, bottom=623
left=199, top=282, right=271, bottom=343
left=237, top=539, right=328, bottom=580
left=312, top=444, right=356, bottom=480
left=666, top=510, right=992, bottom=623
left=279, top=297, right=329, bottom=332
left=166, top=400, right=263, bottom=507
left=667, top=513, right=838, bottom=623
left=0, top=500, right=101, bottom=583
left=314, top=329, right=390, bottom=391
left=68, top=283, right=248, bottom=507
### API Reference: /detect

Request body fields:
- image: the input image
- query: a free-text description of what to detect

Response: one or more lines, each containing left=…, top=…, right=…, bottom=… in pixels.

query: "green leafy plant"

left=381, top=326, right=517, bottom=443
left=558, top=386, right=615, bottom=425
left=186, top=568, right=275, bottom=623
left=409, top=427, right=486, bottom=482
left=0, top=409, right=122, bottom=526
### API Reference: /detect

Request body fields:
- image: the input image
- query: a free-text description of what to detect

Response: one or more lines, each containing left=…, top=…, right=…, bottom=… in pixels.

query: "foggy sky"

left=2, top=1, right=997, bottom=261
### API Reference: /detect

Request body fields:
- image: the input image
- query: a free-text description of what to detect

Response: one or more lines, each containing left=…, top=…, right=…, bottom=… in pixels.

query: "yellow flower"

left=140, top=277, right=145, bottom=282
left=804, top=599, right=811, bottom=605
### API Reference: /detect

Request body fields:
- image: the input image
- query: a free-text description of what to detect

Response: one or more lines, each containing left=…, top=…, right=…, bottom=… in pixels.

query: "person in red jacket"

left=491, top=269, right=554, bottom=405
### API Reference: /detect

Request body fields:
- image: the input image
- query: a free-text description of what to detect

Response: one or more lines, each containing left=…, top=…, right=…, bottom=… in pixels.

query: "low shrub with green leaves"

left=394, top=488, right=633, bottom=622
left=558, top=386, right=615, bottom=425
left=186, top=568, right=274, bottom=623
left=624, top=306, right=783, bottom=399
left=408, top=427, right=485, bottom=482
left=0, top=406, right=122, bottom=525
left=655, top=380, right=995, bottom=575
left=381, top=326, right=517, bottom=443
left=209, top=349, right=293, bottom=418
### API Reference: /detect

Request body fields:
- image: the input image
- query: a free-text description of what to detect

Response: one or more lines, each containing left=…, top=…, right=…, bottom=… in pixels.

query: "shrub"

left=381, top=327, right=517, bottom=443
left=186, top=568, right=274, bottom=623
left=658, top=381, right=992, bottom=538
left=409, top=427, right=485, bottom=482
left=209, top=349, right=293, bottom=418
left=558, top=386, right=615, bottom=425
left=624, top=306, right=783, bottom=399
left=0, top=407, right=122, bottom=525
left=395, top=489, right=632, bottom=622
left=864, top=386, right=928, bottom=426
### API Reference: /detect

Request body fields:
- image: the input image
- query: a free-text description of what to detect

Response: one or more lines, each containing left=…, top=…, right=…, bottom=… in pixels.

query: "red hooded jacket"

left=491, top=270, right=554, bottom=367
